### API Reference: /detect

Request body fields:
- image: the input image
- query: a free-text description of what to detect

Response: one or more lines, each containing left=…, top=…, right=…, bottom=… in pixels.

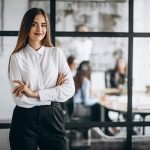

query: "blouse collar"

left=25, top=44, right=45, bottom=56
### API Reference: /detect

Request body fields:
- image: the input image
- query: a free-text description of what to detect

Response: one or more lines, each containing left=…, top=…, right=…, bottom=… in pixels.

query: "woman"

left=8, top=8, right=75, bottom=150
left=110, top=57, right=127, bottom=90
left=73, top=61, right=100, bottom=121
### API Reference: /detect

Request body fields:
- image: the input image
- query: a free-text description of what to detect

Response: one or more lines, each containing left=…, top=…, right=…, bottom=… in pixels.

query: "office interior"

left=1, top=0, right=150, bottom=149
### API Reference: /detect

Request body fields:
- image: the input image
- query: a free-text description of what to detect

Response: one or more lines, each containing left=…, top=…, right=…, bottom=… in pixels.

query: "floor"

left=1, top=115, right=150, bottom=150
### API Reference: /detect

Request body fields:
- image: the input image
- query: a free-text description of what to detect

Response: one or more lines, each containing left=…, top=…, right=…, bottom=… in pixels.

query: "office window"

left=0, top=0, right=2, bottom=30
left=29, top=0, right=50, bottom=20
left=56, top=36, right=128, bottom=123
left=56, top=0, right=128, bottom=32
left=134, top=0, right=150, bottom=32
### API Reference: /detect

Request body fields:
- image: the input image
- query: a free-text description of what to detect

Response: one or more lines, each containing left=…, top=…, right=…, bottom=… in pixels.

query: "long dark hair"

left=8, top=8, right=53, bottom=72
left=74, top=61, right=91, bottom=93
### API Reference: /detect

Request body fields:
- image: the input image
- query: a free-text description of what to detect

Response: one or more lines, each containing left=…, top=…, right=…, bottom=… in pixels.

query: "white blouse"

left=9, top=44, right=75, bottom=108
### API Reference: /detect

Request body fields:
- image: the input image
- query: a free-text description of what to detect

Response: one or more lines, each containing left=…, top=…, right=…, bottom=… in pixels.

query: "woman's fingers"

left=14, top=86, right=24, bottom=97
left=57, top=73, right=66, bottom=85
left=58, top=77, right=66, bottom=85
left=13, top=85, right=22, bottom=93
left=13, top=80, right=24, bottom=85
left=12, top=80, right=27, bottom=96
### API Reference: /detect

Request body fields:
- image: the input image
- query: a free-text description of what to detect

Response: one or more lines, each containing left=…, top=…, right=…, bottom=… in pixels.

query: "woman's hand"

left=13, top=80, right=39, bottom=98
left=56, top=73, right=67, bottom=86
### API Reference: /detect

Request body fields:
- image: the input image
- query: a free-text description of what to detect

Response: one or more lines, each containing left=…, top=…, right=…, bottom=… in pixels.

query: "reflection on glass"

left=56, top=37, right=128, bottom=123
left=133, top=38, right=150, bottom=122
left=56, top=1, right=128, bottom=32
left=134, top=0, right=150, bottom=32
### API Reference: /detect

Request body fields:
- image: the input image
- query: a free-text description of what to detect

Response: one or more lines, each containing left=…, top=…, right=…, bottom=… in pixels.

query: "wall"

left=0, top=0, right=28, bottom=120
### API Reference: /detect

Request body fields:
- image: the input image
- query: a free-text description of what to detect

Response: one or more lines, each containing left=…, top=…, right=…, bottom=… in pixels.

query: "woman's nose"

left=36, top=25, right=42, bottom=32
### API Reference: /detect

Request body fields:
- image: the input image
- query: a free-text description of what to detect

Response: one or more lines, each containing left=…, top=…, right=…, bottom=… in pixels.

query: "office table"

left=99, top=91, right=150, bottom=134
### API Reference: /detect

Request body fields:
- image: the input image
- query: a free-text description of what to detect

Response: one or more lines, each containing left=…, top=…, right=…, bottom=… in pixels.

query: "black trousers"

left=9, top=102, right=69, bottom=150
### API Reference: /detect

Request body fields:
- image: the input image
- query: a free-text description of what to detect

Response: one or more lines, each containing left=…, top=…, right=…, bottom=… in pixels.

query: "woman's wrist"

left=32, top=91, right=39, bottom=98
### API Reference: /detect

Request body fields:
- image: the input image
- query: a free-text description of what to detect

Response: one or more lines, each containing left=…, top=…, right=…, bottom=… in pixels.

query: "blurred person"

left=69, top=24, right=93, bottom=66
left=105, top=57, right=127, bottom=135
left=73, top=61, right=100, bottom=121
left=8, top=8, right=75, bottom=150
left=110, top=57, right=127, bottom=91
left=67, top=55, right=77, bottom=77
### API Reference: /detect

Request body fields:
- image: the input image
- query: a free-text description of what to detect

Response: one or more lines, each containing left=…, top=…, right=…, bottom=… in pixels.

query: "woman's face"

left=117, top=59, right=126, bottom=73
left=28, top=14, right=47, bottom=43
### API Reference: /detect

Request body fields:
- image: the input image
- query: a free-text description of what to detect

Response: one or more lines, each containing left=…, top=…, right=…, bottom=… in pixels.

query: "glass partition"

left=0, top=37, right=17, bottom=120
left=56, top=0, right=128, bottom=32
left=56, top=37, right=128, bottom=127
left=29, top=0, right=50, bottom=20
left=134, top=0, right=150, bottom=32
left=0, top=129, right=10, bottom=150
left=66, top=127, right=127, bottom=149
left=132, top=38, right=150, bottom=129
left=132, top=126, right=150, bottom=148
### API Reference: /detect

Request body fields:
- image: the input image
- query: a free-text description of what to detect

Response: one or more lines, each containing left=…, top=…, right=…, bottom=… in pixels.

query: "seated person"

left=104, top=58, right=127, bottom=135
left=67, top=55, right=77, bottom=77
left=110, top=57, right=127, bottom=91
left=73, top=61, right=100, bottom=121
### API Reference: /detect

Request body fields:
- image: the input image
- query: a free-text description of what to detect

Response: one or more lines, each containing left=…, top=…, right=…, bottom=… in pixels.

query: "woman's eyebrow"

left=33, top=21, right=46, bottom=24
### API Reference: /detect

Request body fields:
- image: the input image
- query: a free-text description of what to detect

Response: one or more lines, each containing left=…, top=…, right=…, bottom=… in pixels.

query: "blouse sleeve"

left=38, top=48, right=75, bottom=102
left=9, top=55, right=39, bottom=106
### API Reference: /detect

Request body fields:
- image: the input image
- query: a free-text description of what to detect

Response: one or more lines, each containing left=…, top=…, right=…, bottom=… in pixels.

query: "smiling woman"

left=8, top=8, right=75, bottom=150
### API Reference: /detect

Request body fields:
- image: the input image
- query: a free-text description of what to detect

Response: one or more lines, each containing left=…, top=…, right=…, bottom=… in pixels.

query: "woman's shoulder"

left=46, top=46, right=64, bottom=56
left=46, top=46, right=62, bottom=52
left=10, top=48, right=24, bottom=59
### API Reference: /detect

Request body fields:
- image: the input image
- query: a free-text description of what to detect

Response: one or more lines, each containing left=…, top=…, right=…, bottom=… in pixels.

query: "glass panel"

left=0, top=129, right=10, bottom=149
left=132, top=126, right=150, bottom=148
left=134, top=0, right=150, bottom=32
left=132, top=38, right=150, bottom=125
left=3, top=1, right=28, bottom=30
left=2, top=0, right=50, bottom=30
left=67, top=127, right=127, bottom=149
left=56, top=37, right=128, bottom=124
left=133, top=38, right=150, bottom=123
left=56, top=0, right=128, bottom=32
left=90, top=127, right=127, bottom=147
left=0, top=37, right=3, bottom=56
left=0, top=0, right=3, bottom=30
left=0, top=37, right=17, bottom=120
left=29, top=0, right=50, bottom=20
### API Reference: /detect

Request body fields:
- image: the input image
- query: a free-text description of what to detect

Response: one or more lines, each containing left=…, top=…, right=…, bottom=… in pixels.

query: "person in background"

left=67, top=55, right=77, bottom=77
left=8, top=8, right=75, bottom=150
left=69, top=24, right=93, bottom=67
left=73, top=61, right=100, bottom=121
left=106, top=57, right=127, bottom=135
left=110, top=57, right=127, bottom=91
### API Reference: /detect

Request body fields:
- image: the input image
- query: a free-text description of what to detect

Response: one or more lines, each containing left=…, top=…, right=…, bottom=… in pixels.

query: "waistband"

left=16, top=102, right=60, bottom=110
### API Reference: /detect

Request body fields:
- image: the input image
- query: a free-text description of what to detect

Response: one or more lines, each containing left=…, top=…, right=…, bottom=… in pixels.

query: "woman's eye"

left=32, top=23, right=36, bottom=26
left=42, top=24, right=46, bottom=27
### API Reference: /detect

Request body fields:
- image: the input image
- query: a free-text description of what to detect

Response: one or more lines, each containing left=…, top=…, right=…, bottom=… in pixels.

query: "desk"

left=99, top=91, right=150, bottom=134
